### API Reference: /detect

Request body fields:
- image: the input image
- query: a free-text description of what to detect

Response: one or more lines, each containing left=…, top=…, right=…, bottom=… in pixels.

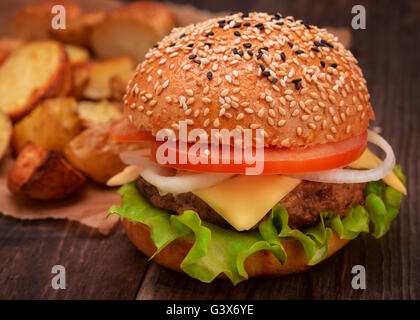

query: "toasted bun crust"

left=124, top=12, right=374, bottom=148
left=90, top=2, right=177, bottom=63
left=123, top=219, right=349, bottom=279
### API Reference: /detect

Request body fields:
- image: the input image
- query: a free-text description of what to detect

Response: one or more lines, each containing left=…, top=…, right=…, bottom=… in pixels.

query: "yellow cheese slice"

left=349, top=149, right=407, bottom=195
left=107, top=165, right=142, bottom=187
left=193, top=175, right=301, bottom=231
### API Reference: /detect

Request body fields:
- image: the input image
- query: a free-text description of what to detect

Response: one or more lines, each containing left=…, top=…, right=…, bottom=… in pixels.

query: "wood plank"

left=0, top=215, right=149, bottom=299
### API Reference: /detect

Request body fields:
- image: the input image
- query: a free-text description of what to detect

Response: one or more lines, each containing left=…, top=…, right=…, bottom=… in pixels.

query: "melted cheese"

left=193, top=175, right=301, bottom=231
left=349, top=149, right=407, bottom=195
left=107, top=165, right=142, bottom=187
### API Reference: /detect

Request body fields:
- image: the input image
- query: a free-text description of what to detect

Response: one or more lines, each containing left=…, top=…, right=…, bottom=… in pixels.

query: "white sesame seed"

left=278, top=119, right=286, bottom=127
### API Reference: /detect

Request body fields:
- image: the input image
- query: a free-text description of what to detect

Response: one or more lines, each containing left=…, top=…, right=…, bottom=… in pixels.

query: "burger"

left=107, top=12, right=407, bottom=285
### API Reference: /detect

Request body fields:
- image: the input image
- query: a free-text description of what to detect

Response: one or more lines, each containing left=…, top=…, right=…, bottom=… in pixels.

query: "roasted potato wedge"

left=71, top=56, right=134, bottom=100
left=90, top=2, right=176, bottom=63
left=0, top=112, right=12, bottom=160
left=110, top=74, right=131, bottom=101
left=7, top=143, right=86, bottom=200
left=0, top=41, right=68, bottom=121
left=64, top=122, right=147, bottom=184
left=77, top=100, right=123, bottom=127
left=10, top=1, right=82, bottom=41
left=51, top=11, right=105, bottom=47
left=12, top=97, right=82, bottom=154
left=0, top=37, right=22, bottom=66
left=65, top=44, right=90, bottom=68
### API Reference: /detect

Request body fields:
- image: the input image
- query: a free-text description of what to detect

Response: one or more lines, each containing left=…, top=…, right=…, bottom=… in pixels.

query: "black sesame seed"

left=194, top=60, right=201, bottom=64
left=243, top=43, right=252, bottom=48
left=187, top=43, right=194, bottom=48
left=153, top=44, right=158, bottom=48
left=218, top=19, right=226, bottom=24
left=238, top=50, right=244, bottom=57
left=295, top=82, right=301, bottom=90
left=280, top=52, right=286, bottom=61
left=188, top=54, right=197, bottom=60
left=256, top=52, right=263, bottom=60
left=320, top=61, right=326, bottom=68
left=262, top=46, right=268, bottom=51
left=233, top=48, right=239, bottom=54
left=179, top=33, right=185, bottom=39
left=254, top=23, right=265, bottom=30
left=321, top=39, right=334, bottom=48
left=274, top=14, right=281, bottom=20
left=288, top=41, right=294, bottom=48
left=234, top=31, right=241, bottom=37
left=205, top=32, right=214, bottom=37
left=247, top=50, right=253, bottom=56
left=218, top=22, right=225, bottom=28
left=291, top=78, right=302, bottom=83
left=206, top=72, right=213, bottom=80
left=169, top=42, right=176, bottom=47
left=204, top=42, right=212, bottom=47
left=311, top=47, right=320, bottom=52
left=243, top=22, right=251, bottom=26
left=287, top=18, right=294, bottom=22
left=301, top=21, right=311, bottom=30
left=276, top=22, right=284, bottom=26
left=270, top=78, right=278, bottom=83
left=260, top=64, right=265, bottom=71
left=262, top=71, right=270, bottom=77
left=331, top=63, right=338, bottom=68
left=314, top=41, right=323, bottom=47
left=242, top=13, right=249, bottom=18
left=233, top=22, right=242, bottom=28
left=295, top=50, right=305, bottom=55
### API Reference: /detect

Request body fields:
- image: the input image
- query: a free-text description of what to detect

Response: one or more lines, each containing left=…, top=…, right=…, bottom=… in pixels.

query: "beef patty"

left=136, top=177, right=366, bottom=230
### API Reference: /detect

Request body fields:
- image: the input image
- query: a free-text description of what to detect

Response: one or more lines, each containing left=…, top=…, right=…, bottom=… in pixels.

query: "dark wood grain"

left=0, top=216, right=148, bottom=299
left=0, top=0, right=419, bottom=300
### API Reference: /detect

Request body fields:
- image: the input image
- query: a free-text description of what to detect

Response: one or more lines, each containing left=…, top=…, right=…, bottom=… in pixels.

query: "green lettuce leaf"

left=327, top=206, right=370, bottom=240
left=109, top=166, right=406, bottom=285
left=364, top=181, right=403, bottom=238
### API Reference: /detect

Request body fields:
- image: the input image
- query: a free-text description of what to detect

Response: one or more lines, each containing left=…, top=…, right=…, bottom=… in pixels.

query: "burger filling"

left=109, top=165, right=405, bottom=285
left=136, top=177, right=366, bottom=230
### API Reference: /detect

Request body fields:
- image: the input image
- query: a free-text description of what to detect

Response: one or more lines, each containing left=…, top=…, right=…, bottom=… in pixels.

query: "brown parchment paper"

left=0, top=1, right=351, bottom=235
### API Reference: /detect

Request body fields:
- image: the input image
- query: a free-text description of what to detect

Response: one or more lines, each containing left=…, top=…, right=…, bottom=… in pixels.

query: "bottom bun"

left=123, top=219, right=350, bottom=279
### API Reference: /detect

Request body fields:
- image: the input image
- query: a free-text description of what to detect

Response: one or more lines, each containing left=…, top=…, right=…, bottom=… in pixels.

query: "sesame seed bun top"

left=124, top=12, right=374, bottom=148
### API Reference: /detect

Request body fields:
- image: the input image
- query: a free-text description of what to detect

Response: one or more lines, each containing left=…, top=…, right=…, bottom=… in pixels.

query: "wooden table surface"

left=0, top=0, right=419, bottom=300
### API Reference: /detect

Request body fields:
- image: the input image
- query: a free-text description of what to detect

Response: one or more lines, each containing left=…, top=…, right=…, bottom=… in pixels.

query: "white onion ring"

left=140, top=166, right=234, bottom=195
left=120, top=150, right=153, bottom=167
left=120, top=150, right=234, bottom=194
left=287, top=130, right=395, bottom=183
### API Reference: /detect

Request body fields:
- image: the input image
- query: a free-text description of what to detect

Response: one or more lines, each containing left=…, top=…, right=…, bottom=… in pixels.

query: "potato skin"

left=12, top=97, right=82, bottom=154
left=0, top=112, right=12, bottom=160
left=7, top=143, right=86, bottom=200
left=77, top=100, right=123, bottom=128
left=64, top=122, right=148, bottom=184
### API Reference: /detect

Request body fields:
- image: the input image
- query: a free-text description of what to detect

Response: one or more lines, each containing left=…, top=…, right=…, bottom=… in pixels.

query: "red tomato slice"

left=150, top=132, right=367, bottom=174
left=109, top=118, right=154, bottom=142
